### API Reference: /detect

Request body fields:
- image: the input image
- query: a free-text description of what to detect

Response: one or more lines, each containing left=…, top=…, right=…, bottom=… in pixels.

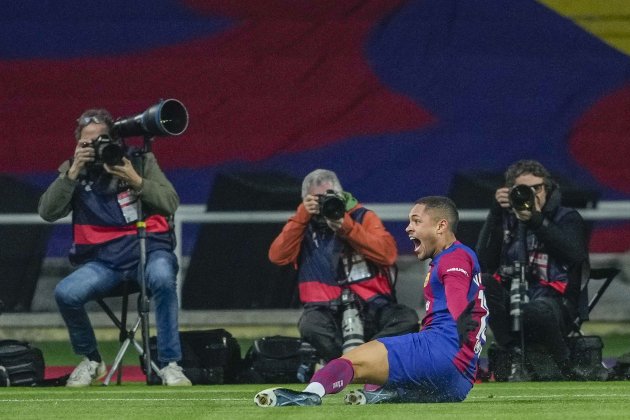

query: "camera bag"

left=141, top=329, right=242, bottom=385
left=242, top=336, right=319, bottom=383
left=0, top=339, right=45, bottom=386
left=487, top=336, right=607, bottom=382
left=567, top=335, right=608, bottom=380
left=611, top=352, right=630, bottom=380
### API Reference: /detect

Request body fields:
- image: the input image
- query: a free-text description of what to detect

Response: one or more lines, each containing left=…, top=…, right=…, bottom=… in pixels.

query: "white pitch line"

left=0, top=398, right=249, bottom=403
left=468, top=394, right=628, bottom=399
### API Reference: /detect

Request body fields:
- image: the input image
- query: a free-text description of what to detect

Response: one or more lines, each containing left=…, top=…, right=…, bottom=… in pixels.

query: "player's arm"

left=443, top=269, right=471, bottom=320
left=440, top=254, right=479, bottom=347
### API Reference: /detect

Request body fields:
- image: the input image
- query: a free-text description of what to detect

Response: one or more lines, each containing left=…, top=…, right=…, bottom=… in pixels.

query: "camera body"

left=318, top=190, right=346, bottom=220
left=509, top=184, right=535, bottom=211
left=87, top=134, right=125, bottom=167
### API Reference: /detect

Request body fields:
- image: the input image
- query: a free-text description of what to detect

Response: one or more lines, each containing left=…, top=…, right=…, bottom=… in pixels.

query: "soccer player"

left=254, top=196, right=488, bottom=406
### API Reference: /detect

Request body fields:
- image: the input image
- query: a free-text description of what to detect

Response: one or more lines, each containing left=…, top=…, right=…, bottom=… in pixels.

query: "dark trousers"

left=482, top=273, right=571, bottom=367
left=298, top=303, right=419, bottom=361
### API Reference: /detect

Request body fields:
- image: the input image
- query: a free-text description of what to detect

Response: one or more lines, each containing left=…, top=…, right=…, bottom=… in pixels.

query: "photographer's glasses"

left=520, top=183, right=545, bottom=193
left=77, top=116, right=104, bottom=126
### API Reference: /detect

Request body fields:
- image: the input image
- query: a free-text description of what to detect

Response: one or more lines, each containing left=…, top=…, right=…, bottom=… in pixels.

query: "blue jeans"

left=55, top=249, right=182, bottom=364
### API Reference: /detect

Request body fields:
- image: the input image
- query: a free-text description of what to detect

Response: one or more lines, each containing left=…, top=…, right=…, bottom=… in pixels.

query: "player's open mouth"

left=409, top=236, right=421, bottom=252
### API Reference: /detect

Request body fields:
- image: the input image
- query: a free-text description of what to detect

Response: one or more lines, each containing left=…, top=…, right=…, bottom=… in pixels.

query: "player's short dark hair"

left=414, top=196, right=459, bottom=234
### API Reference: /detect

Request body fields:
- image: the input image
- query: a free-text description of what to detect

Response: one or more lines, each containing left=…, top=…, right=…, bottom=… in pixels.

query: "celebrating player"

left=255, top=196, right=488, bottom=406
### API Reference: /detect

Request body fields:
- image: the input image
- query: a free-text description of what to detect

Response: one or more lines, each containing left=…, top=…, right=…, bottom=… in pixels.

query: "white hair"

left=301, top=169, right=343, bottom=198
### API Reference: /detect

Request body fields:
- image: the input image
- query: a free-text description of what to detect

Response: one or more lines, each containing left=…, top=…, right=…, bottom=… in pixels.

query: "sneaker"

left=66, top=358, right=107, bottom=387
left=159, top=362, right=192, bottom=386
left=508, top=347, right=531, bottom=382
left=254, top=388, right=321, bottom=407
left=344, top=387, right=399, bottom=405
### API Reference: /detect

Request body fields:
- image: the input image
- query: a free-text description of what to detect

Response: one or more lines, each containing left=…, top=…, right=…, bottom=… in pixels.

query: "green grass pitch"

left=2, top=381, right=630, bottom=419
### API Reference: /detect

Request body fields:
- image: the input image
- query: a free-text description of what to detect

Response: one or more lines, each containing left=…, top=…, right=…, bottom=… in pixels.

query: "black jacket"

left=476, top=186, right=588, bottom=303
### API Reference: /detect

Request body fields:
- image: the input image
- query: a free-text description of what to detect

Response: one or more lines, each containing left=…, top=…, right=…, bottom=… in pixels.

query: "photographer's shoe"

left=254, top=388, right=321, bottom=407
left=344, top=387, right=399, bottom=405
left=160, top=362, right=192, bottom=386
left=66, top=358, right=106, bottom=387
left=508, top=348, right=531, bottom=382
left=0, top=366, right=10, bottom=387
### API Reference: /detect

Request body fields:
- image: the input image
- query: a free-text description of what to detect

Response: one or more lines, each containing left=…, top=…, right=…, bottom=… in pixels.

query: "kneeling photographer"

left=38, top=108, right=190, bottom=387
left=269, top=169, right=419, bottom=362
left=476, top=160, right=590, bottom=381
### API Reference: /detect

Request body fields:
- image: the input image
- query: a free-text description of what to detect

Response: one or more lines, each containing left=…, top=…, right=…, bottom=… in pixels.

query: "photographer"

left=476, top=160, right=588, bottom=380
left=269, top=169, right=419, bottom=362
left=38, top=109, right=191, bottom=387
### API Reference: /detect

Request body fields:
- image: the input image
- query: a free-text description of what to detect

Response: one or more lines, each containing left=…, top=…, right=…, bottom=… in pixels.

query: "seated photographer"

left=269, top=169, right=419, bottom=362
left=476, top=159, right=589, bottom=380
left=38, top=109, right=191, bottom=387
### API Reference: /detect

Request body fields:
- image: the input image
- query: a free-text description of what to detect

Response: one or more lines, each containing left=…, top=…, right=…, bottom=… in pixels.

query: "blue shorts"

left=377, top=330, right=473, bottom=403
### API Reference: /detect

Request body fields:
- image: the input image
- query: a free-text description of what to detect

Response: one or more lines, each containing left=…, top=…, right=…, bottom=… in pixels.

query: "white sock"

left=303, top=382, right=325, bottom=398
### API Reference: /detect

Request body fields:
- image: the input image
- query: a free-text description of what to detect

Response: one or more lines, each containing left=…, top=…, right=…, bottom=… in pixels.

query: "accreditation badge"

left=117, top=189, right=139, bottom=223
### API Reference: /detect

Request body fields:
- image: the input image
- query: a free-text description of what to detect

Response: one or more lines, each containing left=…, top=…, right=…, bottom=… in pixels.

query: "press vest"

left=69, top=169, right=174, bottom=270
left=297, top=207, right=393, bottom=305
left=502, top=207, right=573, bottom=295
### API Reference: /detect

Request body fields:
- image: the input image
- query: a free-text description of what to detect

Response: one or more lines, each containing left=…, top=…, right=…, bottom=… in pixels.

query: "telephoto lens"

left=340, top=289, right=364, bottom=353
left=509, top=275, right=522, bottom=332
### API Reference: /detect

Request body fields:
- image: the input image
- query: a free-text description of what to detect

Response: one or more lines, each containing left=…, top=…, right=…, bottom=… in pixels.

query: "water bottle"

left=341, top=288, right=364, bottom=353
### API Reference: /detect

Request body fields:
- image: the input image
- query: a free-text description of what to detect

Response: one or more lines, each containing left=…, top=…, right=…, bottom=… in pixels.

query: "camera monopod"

left=112, top=99, right=188, bottom=385
left=510, top=222, right=529, bottom=371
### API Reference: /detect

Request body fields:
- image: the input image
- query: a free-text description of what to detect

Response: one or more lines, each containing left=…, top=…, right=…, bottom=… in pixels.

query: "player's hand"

left=456, top=300, right=479, bottom=348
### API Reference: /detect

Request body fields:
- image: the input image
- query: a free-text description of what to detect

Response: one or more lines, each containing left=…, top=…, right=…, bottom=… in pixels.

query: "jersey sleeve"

left=439, top=251, right=474, bottom=320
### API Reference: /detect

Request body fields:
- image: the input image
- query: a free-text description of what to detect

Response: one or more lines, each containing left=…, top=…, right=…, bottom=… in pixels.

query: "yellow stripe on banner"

left=137, top=221, right=146, bottom=228
left=538, top=0, right=630, bottom=56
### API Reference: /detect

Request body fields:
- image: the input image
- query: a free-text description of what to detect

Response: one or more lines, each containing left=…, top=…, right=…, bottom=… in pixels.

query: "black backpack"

left=0, top=340, right=45, bottom=386
left=242, top=336, right=319, bottom=383
left=142, top=329, right=242, bottom=385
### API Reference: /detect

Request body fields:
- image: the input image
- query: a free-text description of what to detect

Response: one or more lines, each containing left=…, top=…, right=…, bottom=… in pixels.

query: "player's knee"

left=342, top=341, right=388, bottom=384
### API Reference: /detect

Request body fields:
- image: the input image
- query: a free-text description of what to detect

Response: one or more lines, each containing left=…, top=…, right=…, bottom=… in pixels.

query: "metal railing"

left=1, top=201, right=629, bottom=306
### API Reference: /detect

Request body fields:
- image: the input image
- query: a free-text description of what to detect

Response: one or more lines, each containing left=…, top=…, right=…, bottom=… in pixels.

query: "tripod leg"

left=132, top=339, right=161, bottom=377
left=103, top=337, right=134, bottom=386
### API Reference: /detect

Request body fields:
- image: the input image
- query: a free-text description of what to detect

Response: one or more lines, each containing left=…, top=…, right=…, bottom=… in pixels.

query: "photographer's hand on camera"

left=302, top=193, right=345, bottom=232
left=67, top=140, right=95, bottom=181
left=104, top=157, right=144, bottom=191
left=494, top=186, right=541, bottom=222
left=325, top=217, right=343, bottom=232
left=494, top=187, right=511, bottom=210
left=302, top=194, right=321, bottom=216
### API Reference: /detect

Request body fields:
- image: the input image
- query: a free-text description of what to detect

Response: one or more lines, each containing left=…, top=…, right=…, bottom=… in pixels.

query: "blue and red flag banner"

left=1, top=0, right=629, bottom=253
